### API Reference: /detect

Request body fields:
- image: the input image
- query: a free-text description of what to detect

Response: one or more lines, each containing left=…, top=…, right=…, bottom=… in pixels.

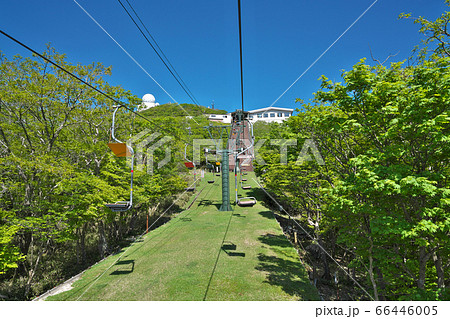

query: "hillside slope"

left=47, top=173, right=318, bottom=301
left=140, top=103, right=227, bottom=118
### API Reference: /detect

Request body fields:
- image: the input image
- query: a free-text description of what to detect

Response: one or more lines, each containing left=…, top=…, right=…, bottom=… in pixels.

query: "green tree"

left=316, top=56, right=449, bottom=299
left=0, top=46, right=203, bottom=299
left=0, top=47, right=137, bottom=297
left=400, top=0, right=450, bottom=58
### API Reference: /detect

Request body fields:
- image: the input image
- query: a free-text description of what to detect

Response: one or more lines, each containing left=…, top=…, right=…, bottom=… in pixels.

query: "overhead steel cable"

left=122, top=0, right=201, bottom=107
left=237, top=0, right=245, bottom=112
left=73, top=0, right=201, bottom=127
left=118, top=0, right=201, bottom=107
left=0, top=29, right=194, bottom=146
left=268, top=0, right=379, bottom=108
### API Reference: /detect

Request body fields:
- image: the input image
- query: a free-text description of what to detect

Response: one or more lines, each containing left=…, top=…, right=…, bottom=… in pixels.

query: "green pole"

left=220, top=149, right=232, bottom=211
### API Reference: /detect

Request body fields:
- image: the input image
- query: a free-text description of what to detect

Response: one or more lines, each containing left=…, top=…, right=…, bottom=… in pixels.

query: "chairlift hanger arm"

left=111, top=106, right=124, bottom=144
left=109, top=106, right=134, bottom=157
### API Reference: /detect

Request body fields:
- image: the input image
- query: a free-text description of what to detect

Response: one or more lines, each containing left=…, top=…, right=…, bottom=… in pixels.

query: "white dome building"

left=139, top=93, right=160, bottom=111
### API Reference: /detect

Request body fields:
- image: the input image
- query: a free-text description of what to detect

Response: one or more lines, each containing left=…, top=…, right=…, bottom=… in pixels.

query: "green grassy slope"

left=48, top=172, right=318, bottom=301
left=140, top=103, right=227, bottom=118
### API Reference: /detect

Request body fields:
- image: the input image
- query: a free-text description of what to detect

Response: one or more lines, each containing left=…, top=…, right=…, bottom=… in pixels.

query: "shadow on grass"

left=198, top=199, right=212, bottom=206
left=110, top=260, right=135, bottom=275
left=222, top=242, right=237, bottom=250
left=256, top=234, right=318, bottom=300
left=226, top=252, right=246, bottom=257
left=239, top=186, right=261, bottom=197
left=258, top=233, right=292, bottom=248
left=221, top=241, right=245, bottom=257
left=258, top=211, right=275, bottom=219
left=198, top=199, right=221, bottom=210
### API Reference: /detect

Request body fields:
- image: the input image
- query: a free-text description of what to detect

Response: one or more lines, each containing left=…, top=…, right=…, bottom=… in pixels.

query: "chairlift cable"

left=120, top=0, right=201, bottom=107
left=0, top=29, right=195, bottom=146
left=117, top=0, right=201, bottom=107
left=237, top=0, right=245, bottom=112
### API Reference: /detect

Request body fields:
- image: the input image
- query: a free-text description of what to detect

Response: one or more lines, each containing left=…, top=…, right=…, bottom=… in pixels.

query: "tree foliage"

left=256, top=37, right=449, bottom=301
left=0, top=47, right=194, bottom=299
left=400, top=0, right=450, bottom=58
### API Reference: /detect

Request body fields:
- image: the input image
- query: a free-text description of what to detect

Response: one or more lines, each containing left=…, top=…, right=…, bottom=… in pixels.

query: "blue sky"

left=0, top=0, right=447, bottom=113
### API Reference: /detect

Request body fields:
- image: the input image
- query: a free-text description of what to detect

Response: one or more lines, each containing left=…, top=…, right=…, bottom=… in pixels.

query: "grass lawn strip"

left=48, top=172, right=319, bottom=300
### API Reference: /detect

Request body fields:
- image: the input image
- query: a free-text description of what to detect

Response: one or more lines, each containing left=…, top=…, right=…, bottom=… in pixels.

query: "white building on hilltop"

left=205, top=107, right=294, bottom=124
left=207, top=114, right=232, bottom=123
left=138, top=93, right=160, bottom=111
left=248, top=106, right=293, bottom=123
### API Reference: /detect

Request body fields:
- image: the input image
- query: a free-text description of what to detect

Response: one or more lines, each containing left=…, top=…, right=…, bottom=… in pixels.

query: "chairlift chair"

left=184, top=162, right=195, bottom=168
left=108, top=143, right=131, bottom=157
left=233, top=118, right=256, bottom=206
left=237, top=197, right=257, bottom=207
left=241, top=179, right=251, bottom=190
left=205, top=149, right=215, bottom=183
left=105, top=201, right=132, bottom=212
left=105, top=106, right=134, bottom=212
left=184, top=143, right=197, bottom=191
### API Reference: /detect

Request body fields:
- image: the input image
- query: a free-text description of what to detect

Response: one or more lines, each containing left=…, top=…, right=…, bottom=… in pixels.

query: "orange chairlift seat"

left=108, top=142, right=131, bottom=157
